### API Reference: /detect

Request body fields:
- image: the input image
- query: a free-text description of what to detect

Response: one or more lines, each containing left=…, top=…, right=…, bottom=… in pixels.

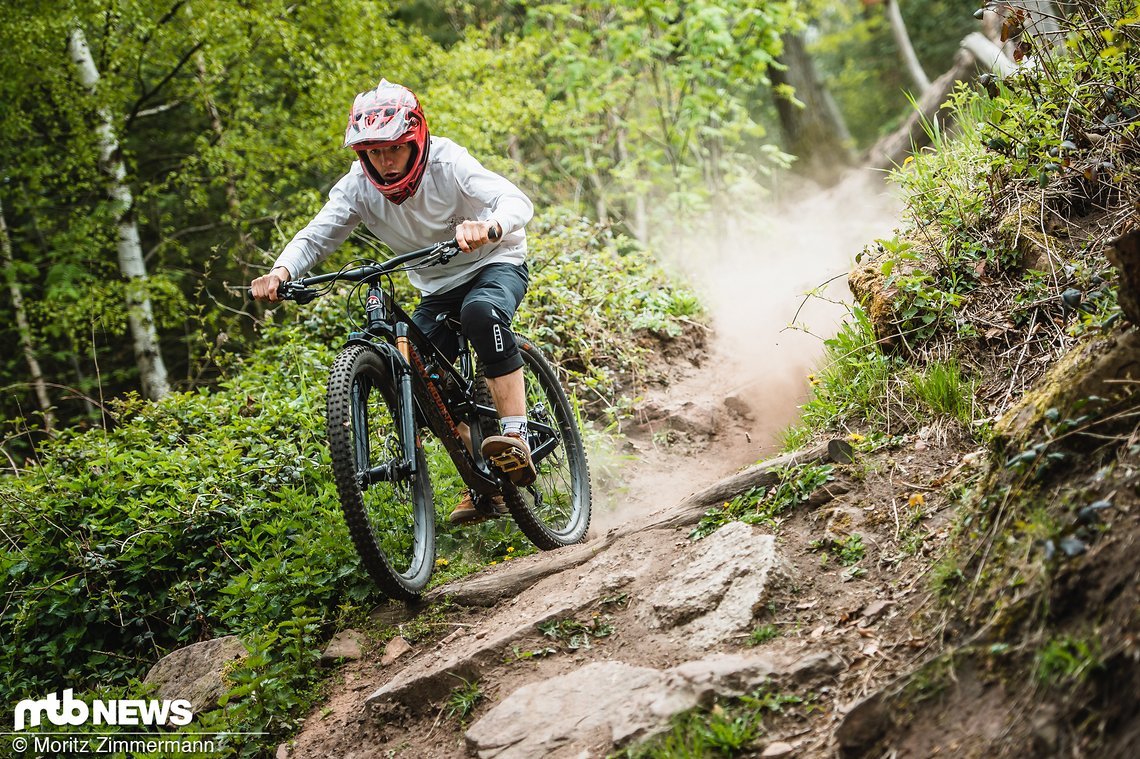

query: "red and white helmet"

left=344, top=79, right=430, bottom=204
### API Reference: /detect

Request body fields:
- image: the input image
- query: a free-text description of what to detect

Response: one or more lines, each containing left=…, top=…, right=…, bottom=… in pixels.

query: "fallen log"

left=641, top=438, right=854, bottom=532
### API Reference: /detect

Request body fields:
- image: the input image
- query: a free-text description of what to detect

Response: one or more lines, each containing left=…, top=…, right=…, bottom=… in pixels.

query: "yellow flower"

left=506, top=546, right=515, bottom=553
left=908, top=493, right=926, bottom=508
left=435, top=558, right=449, bottom=567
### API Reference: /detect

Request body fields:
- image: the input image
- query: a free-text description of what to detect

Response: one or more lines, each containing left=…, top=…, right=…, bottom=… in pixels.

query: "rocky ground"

left=277, top=331, right=982, bottom=758
left=276, top=176, right=1140, bottom=758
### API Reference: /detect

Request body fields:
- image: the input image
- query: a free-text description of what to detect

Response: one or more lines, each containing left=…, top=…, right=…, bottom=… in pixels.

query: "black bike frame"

left=292, top=253, right=506, bottom=498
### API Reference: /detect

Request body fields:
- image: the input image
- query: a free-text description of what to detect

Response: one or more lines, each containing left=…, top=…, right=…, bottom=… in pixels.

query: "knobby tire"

left=326, top=345, right=435, bottom=601
left=497, top=340, right=592, bottom=549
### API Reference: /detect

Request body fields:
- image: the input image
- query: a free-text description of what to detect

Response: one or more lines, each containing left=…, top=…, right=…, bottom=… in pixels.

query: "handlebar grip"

left=489, top=222, right=501, bottom=242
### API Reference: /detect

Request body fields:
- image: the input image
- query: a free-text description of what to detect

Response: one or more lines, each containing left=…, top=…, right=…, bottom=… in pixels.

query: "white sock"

left=501, top=416, right=527, bottom=437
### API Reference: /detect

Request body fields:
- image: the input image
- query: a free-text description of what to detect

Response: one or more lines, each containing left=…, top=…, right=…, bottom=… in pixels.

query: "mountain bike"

left=263, top=238, right=591, bottom=601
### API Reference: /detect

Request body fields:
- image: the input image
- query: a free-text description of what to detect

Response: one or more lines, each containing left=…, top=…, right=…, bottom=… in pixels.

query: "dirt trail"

left=282, top=175, right=912, bottom=758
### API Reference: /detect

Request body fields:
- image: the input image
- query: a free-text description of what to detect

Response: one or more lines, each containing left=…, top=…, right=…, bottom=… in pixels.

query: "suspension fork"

left=394, top=322, right=418, bottom=475
left=365, top=284, right=418, bottom=477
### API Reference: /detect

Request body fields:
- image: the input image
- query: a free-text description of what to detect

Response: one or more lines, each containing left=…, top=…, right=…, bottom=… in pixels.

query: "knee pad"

left=460, top=299, right=522, bottom=377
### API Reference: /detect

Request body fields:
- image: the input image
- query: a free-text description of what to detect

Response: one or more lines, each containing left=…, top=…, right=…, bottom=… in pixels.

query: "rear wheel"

left=326, top=345, right=435, bottom=600
left=499, top=339, right=591, bottom=549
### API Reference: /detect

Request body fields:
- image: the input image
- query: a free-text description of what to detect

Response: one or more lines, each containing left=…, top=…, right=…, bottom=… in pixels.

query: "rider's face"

left=366, top=143, right=414, bottom=183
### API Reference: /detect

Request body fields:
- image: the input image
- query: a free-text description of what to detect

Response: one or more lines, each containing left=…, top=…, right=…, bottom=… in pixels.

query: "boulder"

left=142, top=635, right=248, bottom=710
left=465, top=652, right=842, bottom=758
left=321, top=629, right=364, bottom=663
left=637, top=521, right=781, bottom=647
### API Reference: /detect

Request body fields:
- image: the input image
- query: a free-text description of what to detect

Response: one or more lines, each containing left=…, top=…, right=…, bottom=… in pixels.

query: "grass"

left=690, top=463, right=834, bottom=539
left=746, top=625, right=780, bottom=646
left=908, top=359, right=977, bottom=425
left=614, top=690, right=806, bottom=758
left=445, top=678, right=484, bottom=721
left=790, top=306, right=898, bottom=442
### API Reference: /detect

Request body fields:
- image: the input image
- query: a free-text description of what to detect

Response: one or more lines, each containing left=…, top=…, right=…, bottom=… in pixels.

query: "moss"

left=992, top=329, right=1140, bottom=453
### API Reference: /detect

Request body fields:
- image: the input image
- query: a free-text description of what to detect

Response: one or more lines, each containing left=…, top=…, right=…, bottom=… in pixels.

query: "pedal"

left=489, top=449, right=528, bottom=473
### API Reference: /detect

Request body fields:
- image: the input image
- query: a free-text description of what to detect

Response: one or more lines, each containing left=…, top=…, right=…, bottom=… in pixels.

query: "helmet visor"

left=344, top=106, right=415, bottom=147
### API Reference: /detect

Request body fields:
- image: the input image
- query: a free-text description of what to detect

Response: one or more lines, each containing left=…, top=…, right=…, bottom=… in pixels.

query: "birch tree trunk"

left=68, top=28, right=170, bottom=401
left=886, top=0, right=931, bottom=91
left=0, top=197, right=55, bottom=433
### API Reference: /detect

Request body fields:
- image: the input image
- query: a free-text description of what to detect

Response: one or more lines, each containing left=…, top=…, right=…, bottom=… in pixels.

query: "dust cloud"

left=587, top=170, right=903, bottom=534
left=665, top=170, right=904, bottom=449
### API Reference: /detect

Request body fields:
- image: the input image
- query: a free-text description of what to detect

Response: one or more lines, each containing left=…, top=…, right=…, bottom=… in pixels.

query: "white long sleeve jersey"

left=273, top=136, right=534, bottom=296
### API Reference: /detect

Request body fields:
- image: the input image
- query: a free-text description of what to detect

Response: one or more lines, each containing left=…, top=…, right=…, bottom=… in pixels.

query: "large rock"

left=637, top=521, right=781, bottom=647
left=366, top=531, right=665, bottom=717
left=143, top=636, right=247, bottom=709
left=465, top=652, right=843, bottom=758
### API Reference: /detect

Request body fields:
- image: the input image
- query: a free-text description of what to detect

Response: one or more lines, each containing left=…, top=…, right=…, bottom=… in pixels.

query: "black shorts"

left=410, top=262, right=529, bottom=378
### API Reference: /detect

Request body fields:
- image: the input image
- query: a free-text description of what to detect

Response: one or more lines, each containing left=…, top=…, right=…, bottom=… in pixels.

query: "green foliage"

left=746, top=624, right=780, bottom=646
left=1035, top=635, right=1103, bottom=685
left=691, top=464, right=833, bottom=539
left=835, top=533, right=865, bottom=566
left=445, top=678, right=484, bottom=722
left=809, top=532, right=865, bottom=567
left=614, top=688, right=805, bottom=758
left=0, top=322, right=371, bottom=746
left=538, top=613, right=616, bottom=651
left=907, top=359, right=977, bottom=425
left=789, top=305, right=899, bottom=440
left=527, top=0, right=799, bottom=226
left=893, top=3, right=1140, bottom=239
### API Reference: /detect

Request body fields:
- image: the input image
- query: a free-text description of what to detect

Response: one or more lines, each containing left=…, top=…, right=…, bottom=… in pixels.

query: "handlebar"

left=249, top=223, right=502, bottom=303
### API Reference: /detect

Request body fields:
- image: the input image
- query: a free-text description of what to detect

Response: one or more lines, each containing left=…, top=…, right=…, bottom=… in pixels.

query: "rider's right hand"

left=250, top=266, right=292, bottom=302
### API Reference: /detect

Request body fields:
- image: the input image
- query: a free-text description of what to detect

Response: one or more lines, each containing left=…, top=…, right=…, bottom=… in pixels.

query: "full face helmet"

left=344, top=79, right=430, bottom=204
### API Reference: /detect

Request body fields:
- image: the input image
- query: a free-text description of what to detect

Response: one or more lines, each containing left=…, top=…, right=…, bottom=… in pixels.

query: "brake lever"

left=247, top=282, right=318, bottom=304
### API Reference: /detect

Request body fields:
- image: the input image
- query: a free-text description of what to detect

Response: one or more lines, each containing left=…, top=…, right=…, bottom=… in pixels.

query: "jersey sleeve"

left=273, top=174, right=362, bottom=278
left=452, top=148, right=534, bottom=235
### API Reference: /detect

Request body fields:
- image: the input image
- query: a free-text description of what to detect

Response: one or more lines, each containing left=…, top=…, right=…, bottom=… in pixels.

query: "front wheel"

left=501, top=339, right=592, bottom=549
left=326, top=345, right=435, bottom=601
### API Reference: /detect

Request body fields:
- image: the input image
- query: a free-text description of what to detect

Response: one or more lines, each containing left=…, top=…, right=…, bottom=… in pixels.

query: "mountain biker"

left=249, top=78, right=536, bottom=525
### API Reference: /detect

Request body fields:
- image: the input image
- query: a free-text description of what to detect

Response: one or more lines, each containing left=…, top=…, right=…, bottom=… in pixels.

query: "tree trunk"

left=0, top=197, right=55, bottom=433
left=583, top=146, right=609, bottom=225
left=770, top=32, right=853, bottom=187
left=864, top=48, right=976, bottom=172
left=886, top=0, right=931, bottom=91
left=960, top=32, right=1017, bottom=77
left=613, top=118, right=647, bottom=243
left=68, top=28, right=170, bottom=401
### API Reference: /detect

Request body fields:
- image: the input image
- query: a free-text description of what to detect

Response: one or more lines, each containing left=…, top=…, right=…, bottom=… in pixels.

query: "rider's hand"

left=455, top=220, right=502, bottom=253
left=250, top=266, right=291, bottom=302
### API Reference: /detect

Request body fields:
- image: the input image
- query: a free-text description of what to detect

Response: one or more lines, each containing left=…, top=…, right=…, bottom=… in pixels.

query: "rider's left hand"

left=456, top=220, right=501, bottom=253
